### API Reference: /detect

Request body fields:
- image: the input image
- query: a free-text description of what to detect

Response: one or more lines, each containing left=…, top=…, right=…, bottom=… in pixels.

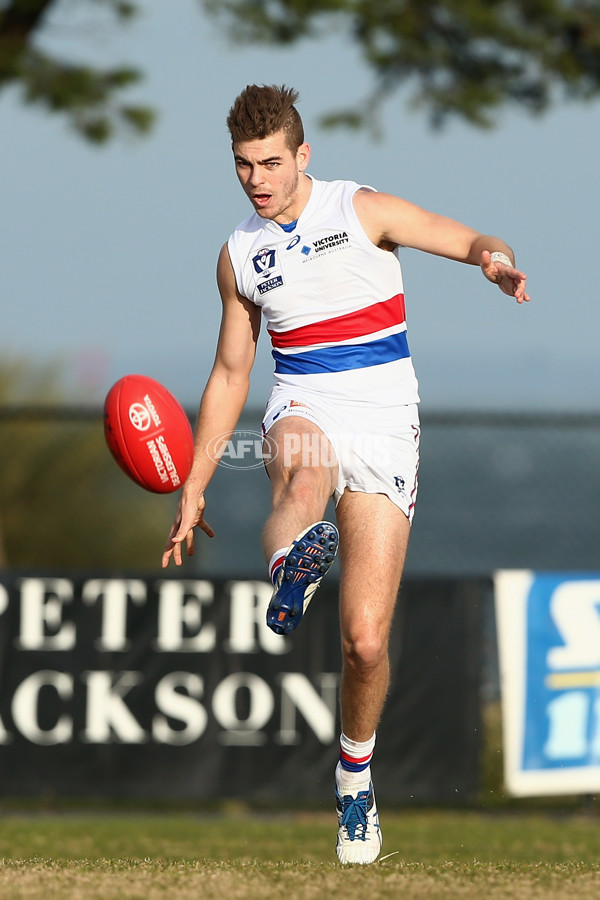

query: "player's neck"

left=272, top=173, right=312, bottom=226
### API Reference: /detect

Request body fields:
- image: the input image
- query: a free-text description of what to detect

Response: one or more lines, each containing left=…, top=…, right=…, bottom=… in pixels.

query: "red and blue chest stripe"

left=268, top=294, right=410, bottom=375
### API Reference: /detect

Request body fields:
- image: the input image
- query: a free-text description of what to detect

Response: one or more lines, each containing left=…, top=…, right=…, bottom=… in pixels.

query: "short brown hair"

left=227, top=84, right=304, bottom=152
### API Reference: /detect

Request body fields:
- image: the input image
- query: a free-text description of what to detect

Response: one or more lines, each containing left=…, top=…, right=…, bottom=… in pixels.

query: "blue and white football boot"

left=335, top=782, right=382, bottom=865
left=266, top=521, right=339, bottom=635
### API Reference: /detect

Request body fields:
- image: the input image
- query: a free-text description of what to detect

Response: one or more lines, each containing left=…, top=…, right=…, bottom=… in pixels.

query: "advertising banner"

left=0, top=574, right=482, bottom=802
left=495, top=570, right=600, bottom=796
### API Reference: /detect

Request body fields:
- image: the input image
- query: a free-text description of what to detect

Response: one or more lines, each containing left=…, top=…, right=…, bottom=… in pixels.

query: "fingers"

left=501, top=269, right=529, bottom=302
left=480, top=249, right=492, bottom=271
left=161, top=529, right=192, bottom=568
left=161, top=514, right=214, bottom=569
left=503, top=276, right=530, bottom=303
left=505, top=272, right=530, bottom=303
left=185, top=528, right=195, bottom=556
left=480, top=250, right=506, bottom=286
left=173, top=539, right=183, bottom=567
left=480, top=250, right=530, bottom=304
left=514, top=281, right=531, bottom=304
left=161, top=546, right=176, bottom=568
left=199, top=519, right=215, bottom=539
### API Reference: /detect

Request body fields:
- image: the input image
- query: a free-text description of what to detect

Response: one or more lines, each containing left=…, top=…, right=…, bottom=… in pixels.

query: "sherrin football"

left=104, top=375, right=194, bottom=493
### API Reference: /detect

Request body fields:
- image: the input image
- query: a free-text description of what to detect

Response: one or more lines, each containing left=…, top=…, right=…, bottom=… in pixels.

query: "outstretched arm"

left=353, top=189, right=530, bottom=303
left=161, top=243, right=261, bottom=568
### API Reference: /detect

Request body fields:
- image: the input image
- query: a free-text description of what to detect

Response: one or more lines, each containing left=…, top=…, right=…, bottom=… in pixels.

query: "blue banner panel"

left=495, top=571, right=600, bottom=796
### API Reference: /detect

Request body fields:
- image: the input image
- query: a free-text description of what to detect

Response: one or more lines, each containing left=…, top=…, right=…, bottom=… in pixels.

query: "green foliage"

left=3, top=0, right=600, bottom=142
left=0, top=361, right=174, bottom=570
left=203, top=0, right=600, bottom=129
left=0, top=0, right=155, bottom=144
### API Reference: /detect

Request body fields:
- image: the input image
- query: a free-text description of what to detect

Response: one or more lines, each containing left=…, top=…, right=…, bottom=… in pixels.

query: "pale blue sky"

left=3, top=0, right=599, bottom=411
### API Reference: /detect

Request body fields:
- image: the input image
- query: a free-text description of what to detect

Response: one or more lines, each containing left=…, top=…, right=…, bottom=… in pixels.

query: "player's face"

left=233, top=131, right=311, bottom=223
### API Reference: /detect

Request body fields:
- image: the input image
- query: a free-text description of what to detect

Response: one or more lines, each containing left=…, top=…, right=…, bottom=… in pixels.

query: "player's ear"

left=296, top=142, right=310, bottom=173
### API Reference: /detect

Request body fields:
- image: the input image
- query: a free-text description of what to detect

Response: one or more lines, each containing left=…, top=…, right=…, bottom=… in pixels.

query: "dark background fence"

left=2, top=405, right=599, bottom=577
left=0, top=406, right=598, bottom=802
left=203, top=408, right=600, bottom=580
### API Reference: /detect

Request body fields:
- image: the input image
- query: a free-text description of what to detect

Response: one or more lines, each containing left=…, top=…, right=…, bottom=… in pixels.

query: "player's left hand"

left=480, top=250, right=530, bottom=304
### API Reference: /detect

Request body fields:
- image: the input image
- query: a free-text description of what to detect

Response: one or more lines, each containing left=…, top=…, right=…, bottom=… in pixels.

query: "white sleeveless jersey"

left=227, top=176, right=420, bottom=408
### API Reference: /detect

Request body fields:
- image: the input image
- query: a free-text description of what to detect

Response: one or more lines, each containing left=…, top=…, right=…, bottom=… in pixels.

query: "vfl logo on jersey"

left=253, top=247, right=277, bottom=274
left=252, top=247, right=284, bottom=295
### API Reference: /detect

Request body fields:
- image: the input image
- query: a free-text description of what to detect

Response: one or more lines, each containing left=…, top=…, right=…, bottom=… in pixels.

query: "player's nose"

left=248, top=166, right=265, bottom=186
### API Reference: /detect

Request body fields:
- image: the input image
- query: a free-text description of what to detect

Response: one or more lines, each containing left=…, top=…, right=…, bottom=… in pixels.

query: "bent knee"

left=273, top=462, right=333, bottom=506
left=342, top=631, right=388, bottom=672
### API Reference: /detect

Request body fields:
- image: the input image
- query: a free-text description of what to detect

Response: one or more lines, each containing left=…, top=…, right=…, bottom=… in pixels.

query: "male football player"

left=162, top=84, right=529, bottom=864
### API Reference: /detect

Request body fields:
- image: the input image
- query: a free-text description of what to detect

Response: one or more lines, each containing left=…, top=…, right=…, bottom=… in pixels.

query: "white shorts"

left=262, top=387, right=420, bottom=522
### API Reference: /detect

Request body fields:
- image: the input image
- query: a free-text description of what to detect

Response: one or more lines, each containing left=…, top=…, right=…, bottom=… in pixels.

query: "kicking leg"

left=263, top=416, right=339, bottom=634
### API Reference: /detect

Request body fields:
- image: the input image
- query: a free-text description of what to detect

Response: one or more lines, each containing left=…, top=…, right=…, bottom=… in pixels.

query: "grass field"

left=1, top=808, right=600, bottom=899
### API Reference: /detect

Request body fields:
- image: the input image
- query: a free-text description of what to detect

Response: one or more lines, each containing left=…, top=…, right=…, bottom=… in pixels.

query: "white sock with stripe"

left=268, top=547, right=288, bottom=585
left=336, top=731, right=376, bottom=791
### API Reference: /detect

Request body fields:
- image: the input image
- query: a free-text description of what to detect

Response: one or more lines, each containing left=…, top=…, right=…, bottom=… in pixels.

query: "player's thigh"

left=336, top=489, right=410, bottom=641
left=264, top=415, right=338, bottom=498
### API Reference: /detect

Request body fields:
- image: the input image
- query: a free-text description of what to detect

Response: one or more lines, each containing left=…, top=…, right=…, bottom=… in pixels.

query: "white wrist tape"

left=490, top=251, right=513, bottom=267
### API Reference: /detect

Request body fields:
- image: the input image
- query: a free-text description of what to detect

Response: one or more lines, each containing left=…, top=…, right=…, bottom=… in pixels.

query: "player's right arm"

left=161, top=243, right=261, bottom=568
left=353, top=189, right=530, bottom=304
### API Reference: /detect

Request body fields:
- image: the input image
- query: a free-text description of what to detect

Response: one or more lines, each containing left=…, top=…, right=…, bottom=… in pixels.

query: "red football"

left=104, top=375, right=194, bottom=493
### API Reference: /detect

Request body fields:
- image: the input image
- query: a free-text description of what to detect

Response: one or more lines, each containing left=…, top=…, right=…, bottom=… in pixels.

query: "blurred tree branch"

left=202, top=0, right=600, bottom=130
left=3, top=1, right=600, bottom=142
left=0, top=0, right=154, bottom=144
